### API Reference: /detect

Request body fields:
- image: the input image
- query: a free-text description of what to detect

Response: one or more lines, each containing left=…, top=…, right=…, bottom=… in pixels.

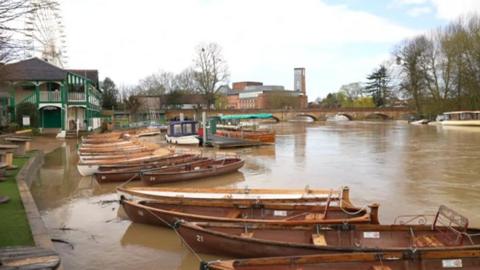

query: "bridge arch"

left=294, top=114, right=318, bottom=121
left=271, top=115, right=281, bottom=123
left=337, top=113, right=353, bottom=120
left=365, top=113, right=391, bottom=120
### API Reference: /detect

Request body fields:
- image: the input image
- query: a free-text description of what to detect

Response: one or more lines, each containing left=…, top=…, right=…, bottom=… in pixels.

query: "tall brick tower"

left=294, top=67, right=307, bottom=108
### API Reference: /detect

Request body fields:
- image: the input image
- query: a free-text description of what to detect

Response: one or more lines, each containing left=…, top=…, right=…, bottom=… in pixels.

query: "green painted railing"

left=39, top=91, right=61, bottom=102
left=17, top=92, right=37, bottom=105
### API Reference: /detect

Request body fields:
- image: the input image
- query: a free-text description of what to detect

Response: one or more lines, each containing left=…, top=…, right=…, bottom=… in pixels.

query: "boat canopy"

left=220, top=113, right=273, bottom=120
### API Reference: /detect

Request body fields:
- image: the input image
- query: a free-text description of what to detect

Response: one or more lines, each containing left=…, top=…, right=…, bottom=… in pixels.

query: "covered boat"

left=165, top=120, right=200, bottom=145
left=117, top=186, right=354, bottom=206
left=175, top=205, right=480, bottom=258
left=120, top=197, right=379, bottom=227
left=441, top=111, right=480, bottom=126
left=215, top=114, right=276, bottom=144
left=140, top=158, right=244, bottom=185
left=202, top=249, right=480, bottom=270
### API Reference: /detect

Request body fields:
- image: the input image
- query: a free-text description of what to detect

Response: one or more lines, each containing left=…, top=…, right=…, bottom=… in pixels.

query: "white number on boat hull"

left=442, top=259, right=463, bottom=268
left=196, top=235, right=204, bottom=242
left=150, top=177, right=156, bottom=181
left=363, top=232, right=380, bottom=239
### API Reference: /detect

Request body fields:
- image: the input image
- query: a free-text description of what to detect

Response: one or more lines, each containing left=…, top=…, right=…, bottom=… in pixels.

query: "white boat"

left=77, top=164, right=100, bottom=176
left=165, top=134, right=199, bottom=145
left=409, top=119, right=429, bottom=125
left=116, top=186, right=353, bottom=206
left=441, top=111, right=480, bottom=127
left=326, top=114, right=350, bottom=122
left=165, top=120, right=199, bottom=145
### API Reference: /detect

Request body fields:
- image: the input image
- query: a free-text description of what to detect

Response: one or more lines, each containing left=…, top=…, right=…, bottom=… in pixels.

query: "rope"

left=143, top=207, right=203, bottom=262
left=338, top=187, right=369, bottom=216
left=115, top=172, right=140, bottom=189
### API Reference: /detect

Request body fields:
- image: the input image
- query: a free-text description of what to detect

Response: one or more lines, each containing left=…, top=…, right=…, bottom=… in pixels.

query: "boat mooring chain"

left=115, top=173, right=140, bottom=189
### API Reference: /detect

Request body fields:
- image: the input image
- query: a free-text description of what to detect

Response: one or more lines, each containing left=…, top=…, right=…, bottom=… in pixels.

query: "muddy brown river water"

left=30, top=121, right=480, bottom=270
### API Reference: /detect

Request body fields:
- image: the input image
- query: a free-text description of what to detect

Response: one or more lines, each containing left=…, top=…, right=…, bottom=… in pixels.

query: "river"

left=30, top=121, right=480, bottom=270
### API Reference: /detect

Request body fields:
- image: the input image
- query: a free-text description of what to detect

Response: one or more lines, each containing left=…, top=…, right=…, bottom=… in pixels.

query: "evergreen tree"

left=101, top=77, right=118, bottom=109
left=364, top=65, right=390, bottom=107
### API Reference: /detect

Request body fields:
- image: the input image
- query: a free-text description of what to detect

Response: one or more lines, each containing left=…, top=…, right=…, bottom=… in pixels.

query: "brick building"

left=226, top=68, right=308, bottom=109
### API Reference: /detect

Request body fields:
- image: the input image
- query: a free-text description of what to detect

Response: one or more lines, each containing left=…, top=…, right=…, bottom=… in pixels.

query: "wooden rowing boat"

left=117, top=186, right=354, bottom=206
left=80, top=140, right=139, bottom=148
left=216, top=129, right=275, bottom=144
left=77, top=154, right=173, bottom=176
left=78, top=146, right=151, bottom=155
left=94, top=156, right=208, bottom=183
left=202, top=249, right=480, bottom=270
left=120, top=197, right=379, bottom=227
left=79, top=149, right=156, bottom=162
left=176, top=205, right=480, bottom=258
left=140, top=158, right=245, bottom=185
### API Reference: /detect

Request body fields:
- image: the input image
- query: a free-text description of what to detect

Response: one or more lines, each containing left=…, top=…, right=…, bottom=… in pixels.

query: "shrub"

left=16, top=102, right=39, bottom=128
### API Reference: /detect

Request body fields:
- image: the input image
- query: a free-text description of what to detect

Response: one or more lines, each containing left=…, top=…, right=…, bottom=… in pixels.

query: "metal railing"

left=68, top=92, right=85, bottom=101
left=39, top=91, right=61, bottom=102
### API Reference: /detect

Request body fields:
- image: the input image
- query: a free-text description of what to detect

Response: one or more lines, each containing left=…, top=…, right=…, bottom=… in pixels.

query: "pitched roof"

left=1, top=57, right=67, bottom=81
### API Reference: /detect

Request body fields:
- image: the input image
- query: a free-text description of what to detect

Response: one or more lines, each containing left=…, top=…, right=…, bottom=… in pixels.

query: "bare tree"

left=193, top=42, right=229, bottom=108
left=338, top=82, right=364, bottom=100
left=174, top=67, right=197, bottom=93
left=137, top=71, right=175, bottom=95
left=394, top=35, right=429, bottom=113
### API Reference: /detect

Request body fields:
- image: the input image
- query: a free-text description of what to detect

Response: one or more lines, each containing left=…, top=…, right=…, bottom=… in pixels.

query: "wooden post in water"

left=202, top=111, right=207, bottom=148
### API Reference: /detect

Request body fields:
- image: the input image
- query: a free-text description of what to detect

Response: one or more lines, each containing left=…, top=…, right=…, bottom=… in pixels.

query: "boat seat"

left=240, top=232, right=254, bottom=238
left=226, top=209, right=242, bottom=219
left=370, top=266, right=392, bottom=270
left=312, top=233, right=327, bottom=246
left=305, top=213, right=324, bottom=220
left=414, top=235, right=444, bottom=247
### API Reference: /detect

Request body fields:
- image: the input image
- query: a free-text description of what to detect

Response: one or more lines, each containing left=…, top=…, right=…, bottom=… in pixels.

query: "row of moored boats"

left=77, top=131, right=245, bottom=184
left=117, top=185, right=480, bottom=270
left=78, top=131, right=480, bottom=270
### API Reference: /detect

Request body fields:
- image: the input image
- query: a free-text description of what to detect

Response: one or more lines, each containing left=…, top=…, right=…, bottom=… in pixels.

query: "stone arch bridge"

left=165, top=107, right=413, bottom=122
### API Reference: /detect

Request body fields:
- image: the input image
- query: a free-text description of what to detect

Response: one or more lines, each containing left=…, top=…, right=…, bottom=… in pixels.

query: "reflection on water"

left=30, top=122, right=480, bottom=270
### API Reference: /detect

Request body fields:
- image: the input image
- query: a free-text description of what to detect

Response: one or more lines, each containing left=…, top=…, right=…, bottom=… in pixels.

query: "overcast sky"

left=59, top=0, right=480, bottom=100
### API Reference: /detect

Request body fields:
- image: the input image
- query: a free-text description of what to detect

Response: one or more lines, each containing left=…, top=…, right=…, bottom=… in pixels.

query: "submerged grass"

left=0, top=154, right=34, bottom=247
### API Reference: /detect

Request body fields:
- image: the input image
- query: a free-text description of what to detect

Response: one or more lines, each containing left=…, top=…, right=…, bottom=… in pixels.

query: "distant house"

left=0, top=57, right=102, bottom=136
left=128, top=93, right=209, bottom=122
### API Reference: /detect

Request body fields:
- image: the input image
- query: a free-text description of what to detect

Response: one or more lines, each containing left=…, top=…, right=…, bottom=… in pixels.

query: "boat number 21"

left=196, top=235, right=204, bottom=242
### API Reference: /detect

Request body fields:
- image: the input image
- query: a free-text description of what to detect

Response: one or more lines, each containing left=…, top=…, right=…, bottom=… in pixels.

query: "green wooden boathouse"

left=0, top=58, right=102, bottom=137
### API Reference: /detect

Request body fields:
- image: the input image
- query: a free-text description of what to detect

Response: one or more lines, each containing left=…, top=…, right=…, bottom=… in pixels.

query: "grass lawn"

left=0, top=154, right=34, bottom=247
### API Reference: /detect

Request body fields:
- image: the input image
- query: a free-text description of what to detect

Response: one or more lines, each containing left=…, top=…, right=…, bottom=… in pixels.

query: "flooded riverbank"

left=30, top=121, right=480, bottom=270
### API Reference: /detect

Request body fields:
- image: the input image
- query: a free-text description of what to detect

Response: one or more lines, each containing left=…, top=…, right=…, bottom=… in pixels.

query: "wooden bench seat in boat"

left=370, top=266, right=392, bottom=270
left=312, top=233, right=327, bottom=246
left=414, top=235, right=444, bottom=247
left=305, top=213, right=324, bottom=220
left=226, top=209, right=242, bottom=219
left=240, top=232, right=254, bottom=238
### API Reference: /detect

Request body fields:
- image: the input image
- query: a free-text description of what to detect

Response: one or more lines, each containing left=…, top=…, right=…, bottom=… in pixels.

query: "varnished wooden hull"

left=94, top=155, right=206, bottom=183
left=120, top=198, right=376, bottom=228
left=176, top=221, right=480, bottom=258
left=140, top=158, right=245, bottom=185
left=77, top=154, right=175, bottom=176
left=203, top=250, right=480, bottom=270
left=216, top=130, right=275, bottom=143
